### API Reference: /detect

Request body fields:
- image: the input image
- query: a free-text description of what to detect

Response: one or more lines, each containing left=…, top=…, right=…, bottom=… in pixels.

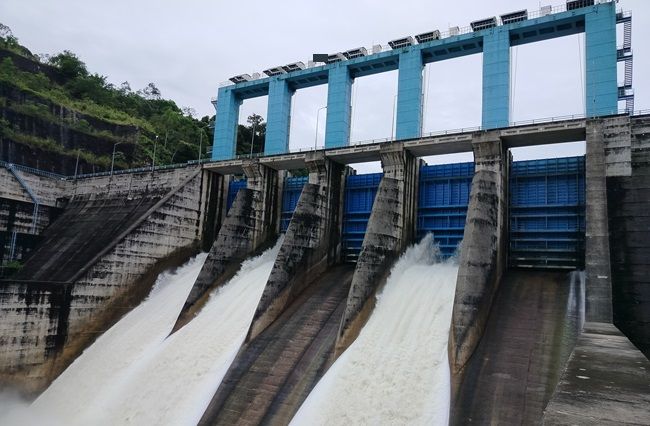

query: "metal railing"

left=0, top=160, right=66, bottom=180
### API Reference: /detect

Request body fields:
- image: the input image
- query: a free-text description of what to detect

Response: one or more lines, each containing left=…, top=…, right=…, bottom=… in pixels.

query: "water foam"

left=291, top=235, right=459, bottom=426
left=1, top=239, right=282, bottom=426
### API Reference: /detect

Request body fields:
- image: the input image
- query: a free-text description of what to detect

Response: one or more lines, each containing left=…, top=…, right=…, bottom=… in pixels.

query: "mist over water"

left=291, top=235, right=459, bottom=426
left=0, top=239, right=282, bottom=426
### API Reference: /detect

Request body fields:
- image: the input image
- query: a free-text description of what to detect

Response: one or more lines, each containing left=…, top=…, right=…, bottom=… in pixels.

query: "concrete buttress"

left=246, top=151, right=345, bottom=341
left=585, top=119, right=614, bottom=322
left=450, top=133, right=508, bottom=373
left=173, top=161, right=279, bottom=329
left=335, top=143, right=418, bottom=355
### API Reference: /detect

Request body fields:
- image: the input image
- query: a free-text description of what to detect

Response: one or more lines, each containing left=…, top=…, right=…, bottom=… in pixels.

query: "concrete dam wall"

left=1, top=114, right=649, bottom=424
left=0, top=166, right=210, bottom=392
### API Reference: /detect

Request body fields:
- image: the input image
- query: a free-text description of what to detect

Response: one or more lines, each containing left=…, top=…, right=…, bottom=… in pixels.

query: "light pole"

left=110, top=142, right=122, bottom=176
left=249, top=120, right=257, bottom=158
left=74, top=150, right=80, bottom=180
left=198, top=127, right=205, bottom=163
left=152, top=135, right=158, bottom=171
left=314, top=106, right=327, bottom=150
left=391, top=94, right=398, bottom=140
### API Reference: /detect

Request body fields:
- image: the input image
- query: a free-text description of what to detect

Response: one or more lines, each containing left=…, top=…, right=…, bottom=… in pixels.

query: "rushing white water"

left=1, top=239, right=281, bottom=426
left=291, top=235, right=459, bottom=426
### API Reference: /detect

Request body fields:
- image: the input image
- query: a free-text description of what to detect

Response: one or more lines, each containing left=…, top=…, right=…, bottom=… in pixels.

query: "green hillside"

left=0, top=23, right=216, bottom=175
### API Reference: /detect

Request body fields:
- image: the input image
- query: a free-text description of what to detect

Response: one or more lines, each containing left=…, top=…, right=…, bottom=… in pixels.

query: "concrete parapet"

left=335, top=144, right=418, bottom=355
left=450, top=133, right=508, bottom=373
left=585, top=120, right=613, bottom=322
left=247, top=151, right=344, bottom=340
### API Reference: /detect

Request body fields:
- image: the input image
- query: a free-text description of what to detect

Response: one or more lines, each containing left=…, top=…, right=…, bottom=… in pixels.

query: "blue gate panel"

left=342, top=173, right=383, bottom=262
left=417, top=162, right=474, bottom=257
left=280, top=176, right=308, bottom=232
left=227, top=178, right=247, bottom=212
left=509, top=156, right=586, bottom=269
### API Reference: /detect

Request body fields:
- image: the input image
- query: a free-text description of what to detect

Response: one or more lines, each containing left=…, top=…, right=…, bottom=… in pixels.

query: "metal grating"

left=509, top=156, right=586, bottom=269
left=342, top=173, right=383, bottom=262
left=417, top=162, right=474, bottom=257
left=280, top=176, right=308, bottom=232
left=226, top=178, right=247, bottom=212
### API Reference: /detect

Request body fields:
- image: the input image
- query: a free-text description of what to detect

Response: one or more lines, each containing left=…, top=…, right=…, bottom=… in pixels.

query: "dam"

left=1, top=0, right=649, bottom=424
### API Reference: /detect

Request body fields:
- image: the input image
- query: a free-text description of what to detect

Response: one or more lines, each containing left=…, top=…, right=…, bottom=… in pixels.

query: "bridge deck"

left=205, top=118, right=587, bottom=174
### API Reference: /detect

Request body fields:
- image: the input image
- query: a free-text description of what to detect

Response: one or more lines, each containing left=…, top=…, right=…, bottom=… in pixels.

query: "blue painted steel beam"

left=585, top=3, right=618, bottom=117
left=395, top=49, right=424, bottom=140
left=482, top=26, right=510, bottom=129
left=212, top=87, right=241, bottom=161
left=265, top=78, right=294, bottom=155
left=213, top=3, right=617, bottom=159
left=324, top=65, right=353, bottom=149
left=224, top=4, right=608, bottom=99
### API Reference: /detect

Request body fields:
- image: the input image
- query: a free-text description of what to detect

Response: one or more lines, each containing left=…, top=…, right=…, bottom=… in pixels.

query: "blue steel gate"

left=280, top=176, right=308, bottom=232
left=509, top=156, right=586, bottom=269
left=342, top=173, right=383, bottom=262
left=226, top=178, right=247, bottom=211
left=417, top=162, right=474, bottom=257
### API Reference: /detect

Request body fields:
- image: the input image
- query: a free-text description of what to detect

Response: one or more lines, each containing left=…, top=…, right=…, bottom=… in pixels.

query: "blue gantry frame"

left=212, top=2, right=621, bottom=160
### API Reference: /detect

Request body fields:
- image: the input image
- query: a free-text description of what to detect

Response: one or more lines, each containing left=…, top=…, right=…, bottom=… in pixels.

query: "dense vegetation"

left=0, top=23, right=262, bottom=173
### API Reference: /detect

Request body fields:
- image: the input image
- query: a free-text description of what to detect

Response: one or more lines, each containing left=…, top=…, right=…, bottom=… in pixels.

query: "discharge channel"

left=2, top=239, right=282, bottom=426
left=291, top=235, right=459, bottom=426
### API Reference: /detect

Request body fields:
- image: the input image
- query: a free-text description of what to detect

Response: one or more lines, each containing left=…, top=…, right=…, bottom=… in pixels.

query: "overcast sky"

left=1, top=0, right=647, bottom=172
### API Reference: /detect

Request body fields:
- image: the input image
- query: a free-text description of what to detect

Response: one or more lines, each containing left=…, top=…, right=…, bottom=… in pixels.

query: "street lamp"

left=110, top=142, right=122, bottom=176
left=314, top=106, right=327, bottom=150
left=152, top=135, right=158, bottom=171
left=391, top=94, right=398, bottom=140
left=250, top=120, right=257, bottom=158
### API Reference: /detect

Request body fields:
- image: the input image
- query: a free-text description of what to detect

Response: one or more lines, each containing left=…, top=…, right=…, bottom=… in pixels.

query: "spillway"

left=1, top=239, right=282, bottom=426
left=291, top=235, right=459, bottom=425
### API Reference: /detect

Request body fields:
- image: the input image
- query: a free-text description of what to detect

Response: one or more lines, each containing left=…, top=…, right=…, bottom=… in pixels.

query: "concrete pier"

left=335, top=144, right=418, bottom=355
left=449, top=133, right=509, bottom=373
left=174, top=160, right=280, bottom=329
left=247, top=151, right=345, bottom=340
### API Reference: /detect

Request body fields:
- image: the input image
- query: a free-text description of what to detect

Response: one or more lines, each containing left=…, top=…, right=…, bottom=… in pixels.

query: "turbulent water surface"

left=1, top=239, right=282, bottom=426
left=291, top=236, right=459, bottom=426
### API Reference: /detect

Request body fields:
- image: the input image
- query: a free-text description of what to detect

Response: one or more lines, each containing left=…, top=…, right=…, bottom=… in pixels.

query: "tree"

left=236, top=114, right=266, bottom=156
left=138, top=82, right=161, bottom=100
left=118, top=81, right=132, bottom=94
left=247, top=113, right=263, bottom=128
left=48, top=50, right=88, bottom=79
left=0, top=23, right=12, bottom=39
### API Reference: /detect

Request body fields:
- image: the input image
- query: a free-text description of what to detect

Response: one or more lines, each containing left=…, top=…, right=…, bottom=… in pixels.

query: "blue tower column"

left=395, top=49, right=424, bottom=140
left=324, top=64, right=353, bottom=149
left=212, top=86, right=241, bottom=161
left=482, top=27, right=510, bottom=129
left=265, top=78, right=293, bottom=155
left=585, top=4, right=618, bottom=117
